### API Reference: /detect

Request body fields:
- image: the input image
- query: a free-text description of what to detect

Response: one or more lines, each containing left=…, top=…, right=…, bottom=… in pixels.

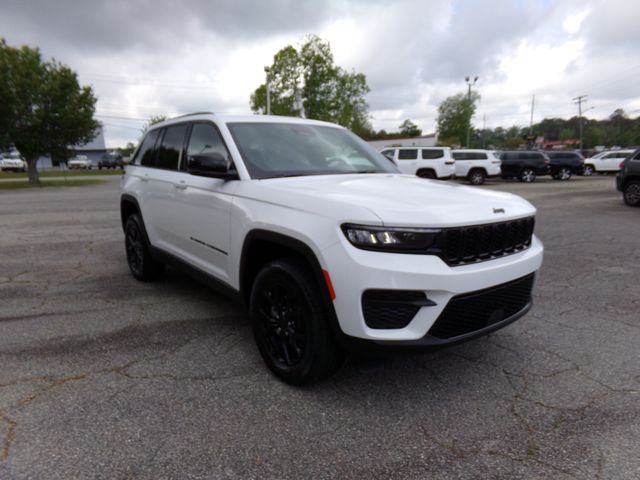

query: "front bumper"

left=321, top=235, right=543, bottom=342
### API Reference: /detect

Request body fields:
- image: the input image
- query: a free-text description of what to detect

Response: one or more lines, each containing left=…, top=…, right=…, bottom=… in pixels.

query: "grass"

left=0, top=179, right=108, bottom=190
left=0, top=169, right=123, bottom=179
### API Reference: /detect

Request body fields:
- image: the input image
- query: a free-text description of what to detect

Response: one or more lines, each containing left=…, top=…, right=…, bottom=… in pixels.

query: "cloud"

left=1, top=0, right=639, bottom=146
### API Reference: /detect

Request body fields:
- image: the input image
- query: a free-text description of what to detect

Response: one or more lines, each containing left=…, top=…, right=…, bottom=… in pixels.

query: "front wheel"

left=250, top=259, right=344, bottom=385
left=583, top=165, right=594, bottom=176
left=519, top=168, right=536, bottom=183
left=416, top=169, right=436, bottom=179
left=623, top=180, right=640, bottom=207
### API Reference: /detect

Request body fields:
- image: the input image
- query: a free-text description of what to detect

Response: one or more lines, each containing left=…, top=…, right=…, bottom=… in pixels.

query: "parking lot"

left=0, top=175, right=638, bottom=479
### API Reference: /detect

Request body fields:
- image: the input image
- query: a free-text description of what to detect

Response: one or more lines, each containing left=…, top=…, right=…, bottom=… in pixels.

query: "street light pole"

left=573, top=94, right=587, bottom=151
left=264, top=66, right=271, bottom=115
left=465, top=76, right=478, bottom=147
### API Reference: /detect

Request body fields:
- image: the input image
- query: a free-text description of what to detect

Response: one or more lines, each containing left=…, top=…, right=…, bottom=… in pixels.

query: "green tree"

left=250, top=36, right=371, bottom=132
left=436, top=91, right=480, bottom=147
left=0, top=39, right=99, bottom=183
left=118, top=142, right=136, bottom=157
left=398, top=119, right=422, bottom=137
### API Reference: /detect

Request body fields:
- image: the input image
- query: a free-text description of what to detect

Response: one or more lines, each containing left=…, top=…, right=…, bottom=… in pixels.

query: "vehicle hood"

left=246, top=174, right=536, bottom=227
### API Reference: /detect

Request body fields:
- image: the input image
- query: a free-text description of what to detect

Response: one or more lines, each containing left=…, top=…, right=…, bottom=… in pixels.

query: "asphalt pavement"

left=0, top=175, right=639, bottom=479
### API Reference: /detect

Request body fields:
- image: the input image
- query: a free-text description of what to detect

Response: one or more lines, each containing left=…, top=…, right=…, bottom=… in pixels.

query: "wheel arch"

left=239, top=229, right=344, bottom=341
left=120, top=194, right=142, bottom=231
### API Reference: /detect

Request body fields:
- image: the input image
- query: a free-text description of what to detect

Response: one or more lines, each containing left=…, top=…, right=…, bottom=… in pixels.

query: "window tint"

left=633, top=151, right=640, bottom=160
left=381, top=149, right=395, bottom=160
left=422, top=149, right=444, bottom=159
left=456, top=152, right=488, bottom=160
left=398, top=149, right=418, bottom=160
left=187, top=123, right=231, bottom=164
left=137, top=129, right=160, bottom=167
left=157, top=124, right=188, bottom=170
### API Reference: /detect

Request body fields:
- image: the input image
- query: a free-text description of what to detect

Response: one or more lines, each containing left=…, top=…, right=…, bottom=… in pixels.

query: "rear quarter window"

left=421, top=149, right=444, bottom=159
left=398, top=149, right=418, bottom=160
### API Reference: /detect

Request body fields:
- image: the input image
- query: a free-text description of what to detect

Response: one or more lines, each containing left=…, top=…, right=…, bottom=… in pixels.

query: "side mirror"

left=187, top=153, right=237, bottom=179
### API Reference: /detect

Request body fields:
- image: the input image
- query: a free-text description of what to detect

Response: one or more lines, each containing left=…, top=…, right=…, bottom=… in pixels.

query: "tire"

left=250, top=259, right=344, bottom=385
left=124, top=213, right=165, bottom=281
left=623, top=180, right=640, bottom=207
left=555, top=167, right=572, bottom=181
left=519, top=168, right=536, bottom=183
left=468, top=169, right=486, bottom=185
left=416, top=169, right=436, bottom=179
left=583, top=164, right=594, bottom=176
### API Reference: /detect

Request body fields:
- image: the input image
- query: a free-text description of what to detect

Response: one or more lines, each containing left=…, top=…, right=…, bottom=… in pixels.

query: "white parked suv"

left=121, top=113, right=544, bottom=384
left=584, top=150, right=634, bottom=175
left=68, top=155, right=92, bottom=170
left=451, top=149, right=502, bottom=185
left=380, top=146, right=455, bottom=179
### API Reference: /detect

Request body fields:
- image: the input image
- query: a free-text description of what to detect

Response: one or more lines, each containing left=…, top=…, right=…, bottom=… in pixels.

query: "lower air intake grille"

left=362, top=290, right=433, bottom=329
left=428, top=273, right=535, bottom=339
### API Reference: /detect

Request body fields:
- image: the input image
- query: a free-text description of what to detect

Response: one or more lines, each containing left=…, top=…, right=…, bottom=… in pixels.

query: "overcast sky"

left=1, top=0, right=639, bottom=147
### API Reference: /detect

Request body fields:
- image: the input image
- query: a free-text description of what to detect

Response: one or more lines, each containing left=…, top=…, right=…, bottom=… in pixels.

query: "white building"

left=367, top=133, right=437, bottom=150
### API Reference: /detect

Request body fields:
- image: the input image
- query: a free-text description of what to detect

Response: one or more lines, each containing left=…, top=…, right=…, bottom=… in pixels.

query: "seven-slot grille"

left=432, top=217, right=535, bottom=266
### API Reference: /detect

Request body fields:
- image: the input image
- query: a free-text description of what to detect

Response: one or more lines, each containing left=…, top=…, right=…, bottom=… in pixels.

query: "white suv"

left=452, top=149, right=502, bottom=185
left=121, top=113, right=543, bottom=384
left=584, top=150, right=634, bottom=175
left=380, top=146, right=455, bottom=179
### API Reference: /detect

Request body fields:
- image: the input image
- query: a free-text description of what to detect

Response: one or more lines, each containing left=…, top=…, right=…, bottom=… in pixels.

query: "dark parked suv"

left=616, top=148, right=640, bottom=206
left=545, top=151, right=585, bottom=180
left=98, top=153, right=124, bottom=170
left=499, top=151, right=551, bottom=183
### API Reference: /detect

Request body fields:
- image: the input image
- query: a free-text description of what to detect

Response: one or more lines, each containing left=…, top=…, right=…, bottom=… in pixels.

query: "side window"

left=633, top=151, right=640, bottom=161
left=187, top=123, right=231, bottom=164
left=136, top=129, right=160, bottom=167
left=157, top=124, right=188, bottom=170
left=381, top=149, right=395, bottom=160
left=452, top=152, right=463, bottom=160
left=476, top=152, right=488, bottom=160
left=422, top=149, right=444, bottom=159
left=398, top=149, right=418, bottom=160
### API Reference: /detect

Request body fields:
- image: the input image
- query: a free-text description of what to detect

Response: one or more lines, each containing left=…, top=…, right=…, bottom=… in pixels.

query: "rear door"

left=396, top=148, right=418, bottom=174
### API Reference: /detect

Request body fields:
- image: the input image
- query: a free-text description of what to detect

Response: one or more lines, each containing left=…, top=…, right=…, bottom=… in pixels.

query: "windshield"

left=227, top=122, right=398, bottom=179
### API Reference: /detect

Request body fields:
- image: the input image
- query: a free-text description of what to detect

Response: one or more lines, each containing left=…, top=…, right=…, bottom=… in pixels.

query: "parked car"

left=68, top=155, right=92, bottom=170
left=616, top=148, right=640, bottom=206
left=0, top=152, right=27, bottom=172
left=98, top=153, right=124, bottom=169
left=545, top=151, right=585, bottom=180
left=380, top=146, right=455, bottom=179
left=121, top=113, right=543, bottom=384
left=584, top=150, right=634, bottom=175
left=499, top=150, right=551, bottom=182
left=451, top=149, right=501, bottom=185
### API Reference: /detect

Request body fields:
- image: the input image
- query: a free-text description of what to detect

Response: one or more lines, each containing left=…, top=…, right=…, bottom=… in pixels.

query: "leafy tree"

left=250, top=36, right=371, bottom=133
left=436, top=91, right=480, bottom=147
left=141, top=115, right=167, bottom=133
left=398, top=119, right=421, bottom=137
left=118, top=142, right=136, bottom=157
left=0, top=39, right=99, bottom=183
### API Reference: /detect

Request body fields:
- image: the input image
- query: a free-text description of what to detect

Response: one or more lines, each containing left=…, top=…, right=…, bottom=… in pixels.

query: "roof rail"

left=172, top=111, right=214, bottom=119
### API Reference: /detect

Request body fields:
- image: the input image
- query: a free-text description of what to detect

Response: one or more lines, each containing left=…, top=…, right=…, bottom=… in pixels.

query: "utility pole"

left=482, top=113, right=486, bottom=149
left=573, top=94, right=588, bottom=151
left=465, top=76, right=478, bottom=147
left=529, top=94, right=535, bottom=136
left=264, top=66, right=271, bottom=115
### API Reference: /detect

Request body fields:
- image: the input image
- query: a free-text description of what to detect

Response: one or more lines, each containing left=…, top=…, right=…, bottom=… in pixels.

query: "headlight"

left=341, top=224, right=441, bottom=252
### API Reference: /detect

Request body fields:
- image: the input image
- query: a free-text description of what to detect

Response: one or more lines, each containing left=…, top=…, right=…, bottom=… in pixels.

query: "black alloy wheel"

left=556, top=167, right=572, bottom=181
left=250, top=259, right=343, bottom=384
left=124, top=214, right=164, bottom=281
left=623, top=180, right=640, bottom=206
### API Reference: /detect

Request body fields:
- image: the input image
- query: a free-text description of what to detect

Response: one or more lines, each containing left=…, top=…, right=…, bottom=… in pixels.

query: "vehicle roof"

left=383, top=146, right=449, bottom=150
left=452, top=149, right=494, bottom=153
left=149, top=113, right=342, bottom=130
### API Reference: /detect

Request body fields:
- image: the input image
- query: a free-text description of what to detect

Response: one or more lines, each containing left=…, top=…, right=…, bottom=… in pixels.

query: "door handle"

left=174, top=181, right=187, bottom=190
left=140, top=174, right=149, bottom=183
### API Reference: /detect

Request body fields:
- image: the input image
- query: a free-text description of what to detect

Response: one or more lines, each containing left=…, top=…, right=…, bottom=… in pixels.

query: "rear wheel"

left=250, top=259, right=344, bottom=385
left=555, top=167, right=572, bottom=181
left=468, top=169, right=486, bottom=185
left=124, top=213, right=165, bottom=281
left=583, top=164, right=594, bottom=176
left=623, top=180, right=640, bottom=206
left=519, top=168, right=536, bottom=183
left=416, top=169, right=436, bottom=179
